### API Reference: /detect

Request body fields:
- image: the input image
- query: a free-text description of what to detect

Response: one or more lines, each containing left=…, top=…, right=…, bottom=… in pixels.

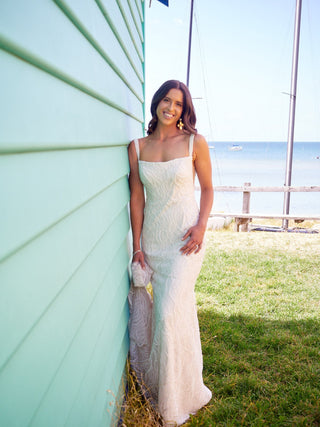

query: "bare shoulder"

left=139, top=135, right=150, bottom=142
left=139, top=135, right=152, bottom=148
left=128, top=136, right=152, bottom=162
left=128, top=139, right=141, bottom=165
left=128, top=139, right=136, bottom=158
left=194, top=133, right=209, bottom=152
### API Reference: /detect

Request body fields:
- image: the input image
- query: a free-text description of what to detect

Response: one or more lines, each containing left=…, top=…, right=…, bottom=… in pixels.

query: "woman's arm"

left=194, top=133, right=214, bottom=230
left=181, top=134, right=213, bottom=255
left=128, top=141, right=146, bottom=266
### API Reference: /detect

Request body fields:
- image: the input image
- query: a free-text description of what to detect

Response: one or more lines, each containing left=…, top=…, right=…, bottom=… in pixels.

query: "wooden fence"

left=209, top=183, right=320, bottom=231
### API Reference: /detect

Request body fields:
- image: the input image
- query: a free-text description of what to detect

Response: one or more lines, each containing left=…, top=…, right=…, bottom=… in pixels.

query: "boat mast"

left=186, top=0, right=194, bottom=87
left=282, top=0, right=302, bottom=229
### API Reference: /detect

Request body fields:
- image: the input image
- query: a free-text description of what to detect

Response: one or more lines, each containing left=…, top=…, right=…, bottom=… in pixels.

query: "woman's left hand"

left=180, top=224, right=205, bottom=255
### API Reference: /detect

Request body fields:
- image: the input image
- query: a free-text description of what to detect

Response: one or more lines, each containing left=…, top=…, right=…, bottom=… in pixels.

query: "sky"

left=144, top=0, right=320, bottom=142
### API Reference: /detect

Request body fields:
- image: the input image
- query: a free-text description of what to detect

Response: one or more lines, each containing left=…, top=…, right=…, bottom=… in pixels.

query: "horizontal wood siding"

left=0, top=0, right=144, bottom=426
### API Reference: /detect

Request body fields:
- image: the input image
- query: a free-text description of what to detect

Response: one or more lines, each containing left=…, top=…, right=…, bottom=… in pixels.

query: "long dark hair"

left=147, top=80, right=197, bottom=135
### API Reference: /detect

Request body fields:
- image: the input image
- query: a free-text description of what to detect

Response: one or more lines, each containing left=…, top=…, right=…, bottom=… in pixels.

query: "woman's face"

left=156, top=89, right=183, bottom=127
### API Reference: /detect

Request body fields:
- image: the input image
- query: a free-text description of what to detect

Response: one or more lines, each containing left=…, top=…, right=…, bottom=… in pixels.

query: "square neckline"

left=135, top=134, right=195, bottom=164
left=138, top=155, right=192, bottom=164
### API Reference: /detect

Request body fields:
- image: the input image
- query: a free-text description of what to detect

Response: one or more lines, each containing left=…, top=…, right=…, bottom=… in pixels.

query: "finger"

left=181, top=229, right=192, bottom=241
left=180, top=240, right=194, bottom=253
left=195, top=244, right=201, bottom=254
left=180, top=244, right=189, bottom=252
left=189, top=243, right=201, bottom=255
left=181, top=243, right=197, bottom=256
left=187, top=246, right=197, bottom=255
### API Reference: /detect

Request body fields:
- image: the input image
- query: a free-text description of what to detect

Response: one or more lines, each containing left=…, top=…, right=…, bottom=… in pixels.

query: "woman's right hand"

left=132, top=250, right=145, bottom=268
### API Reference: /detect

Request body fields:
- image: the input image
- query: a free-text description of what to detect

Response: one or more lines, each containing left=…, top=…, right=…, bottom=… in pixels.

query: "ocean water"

left=206, top=142, right=320, bottom=215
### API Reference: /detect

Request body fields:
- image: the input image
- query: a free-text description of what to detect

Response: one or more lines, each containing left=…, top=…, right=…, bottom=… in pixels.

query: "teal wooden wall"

left=0, top=1, right=144, bottom=426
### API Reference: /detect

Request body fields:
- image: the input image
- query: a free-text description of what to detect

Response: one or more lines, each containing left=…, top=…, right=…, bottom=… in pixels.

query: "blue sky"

left=145, top=0, right=320, bottom=142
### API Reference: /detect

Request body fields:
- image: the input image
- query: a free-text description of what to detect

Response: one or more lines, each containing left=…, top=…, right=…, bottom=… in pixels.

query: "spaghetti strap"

left=134, top=139, right=140, bottom=160
left=188, top=134, right=195, bottom=157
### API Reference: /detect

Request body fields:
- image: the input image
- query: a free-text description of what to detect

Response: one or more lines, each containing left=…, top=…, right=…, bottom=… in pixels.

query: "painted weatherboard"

left=0, top=1, right=144, bottom=426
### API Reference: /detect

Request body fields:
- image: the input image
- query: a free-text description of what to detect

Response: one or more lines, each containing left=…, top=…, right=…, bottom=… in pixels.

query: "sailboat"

left=228, top=144, right=242, bottom=151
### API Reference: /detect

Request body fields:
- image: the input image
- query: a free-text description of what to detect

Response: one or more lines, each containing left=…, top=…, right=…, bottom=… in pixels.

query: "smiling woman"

left=128, top=80, right=213, bottom=425
left=156, top=89, right=183, bottom=127
left=147, top=79, right=197, bottom=136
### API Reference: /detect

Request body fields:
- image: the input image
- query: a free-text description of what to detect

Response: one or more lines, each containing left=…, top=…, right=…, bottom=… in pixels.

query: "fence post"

left=241, top=182, right=251, bottom=232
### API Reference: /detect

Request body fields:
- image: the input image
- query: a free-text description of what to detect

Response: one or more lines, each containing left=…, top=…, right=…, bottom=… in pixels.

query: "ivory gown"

left=129, top=134, right=212, bottom=425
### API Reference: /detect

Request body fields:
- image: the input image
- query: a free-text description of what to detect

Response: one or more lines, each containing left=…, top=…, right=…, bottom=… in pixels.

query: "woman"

left=128, top=80, right=213, bottom=425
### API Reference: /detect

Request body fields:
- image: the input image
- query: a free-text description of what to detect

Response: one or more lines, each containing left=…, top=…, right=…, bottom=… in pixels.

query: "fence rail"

left=213, top=185, right=320, bottom=193
left=209, top=183, right=320, bottom=231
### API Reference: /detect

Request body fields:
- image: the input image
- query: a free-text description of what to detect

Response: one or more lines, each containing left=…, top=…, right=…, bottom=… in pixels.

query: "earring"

left=177, top=117, right=184, bottom=130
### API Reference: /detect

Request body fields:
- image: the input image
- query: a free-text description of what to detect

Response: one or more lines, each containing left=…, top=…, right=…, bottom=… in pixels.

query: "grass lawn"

left=121, top=229, right=320, bottom=426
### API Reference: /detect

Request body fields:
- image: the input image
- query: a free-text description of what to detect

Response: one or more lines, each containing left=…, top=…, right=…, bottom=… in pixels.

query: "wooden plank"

left=89, top=305, right=129, bottom=427
left=213, top=185, right=320, bottom=192
left=0, top=0, right=143, bottom=104
left=28, top=244, right=130, bottom=427
left=0, top=212, right=129, bottom=426
left=55, top=0, right=143, bottom=100
left=104, top=335, right=129, bottom=427
left=0, top=37, right=142, bottom=124
left=127, top=0, right=144, bottom=42
left=116, top=0, right=144, bottom=61
left=0, top=50, right=143, bottom=151
left=101, top=335, right=129, bottom=426
left=0, top=179, right=129, bottom=370
left=134, top=0, right=144, bottom=23
left=0, top=2, right=143, bottom=426
left=210, top=212, right=320, bottom=220
left=65, top=279, right=129, bottom=427
left=0, top=146, right=129, bottom=260
left=96, top=0, right=144, bottom=82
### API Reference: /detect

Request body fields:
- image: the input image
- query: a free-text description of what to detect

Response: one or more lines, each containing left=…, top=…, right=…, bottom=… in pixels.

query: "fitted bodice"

left=139, top=156, right=195, bottom=208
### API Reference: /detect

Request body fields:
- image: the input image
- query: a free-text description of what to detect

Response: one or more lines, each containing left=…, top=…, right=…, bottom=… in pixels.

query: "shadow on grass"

left=188, top=309, right=320, bottom=426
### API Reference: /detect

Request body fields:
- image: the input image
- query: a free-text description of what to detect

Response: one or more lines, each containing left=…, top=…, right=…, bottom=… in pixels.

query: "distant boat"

left=209, top=144, right=215, bottom=149
left=228, top=144, right=243, bottom=151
